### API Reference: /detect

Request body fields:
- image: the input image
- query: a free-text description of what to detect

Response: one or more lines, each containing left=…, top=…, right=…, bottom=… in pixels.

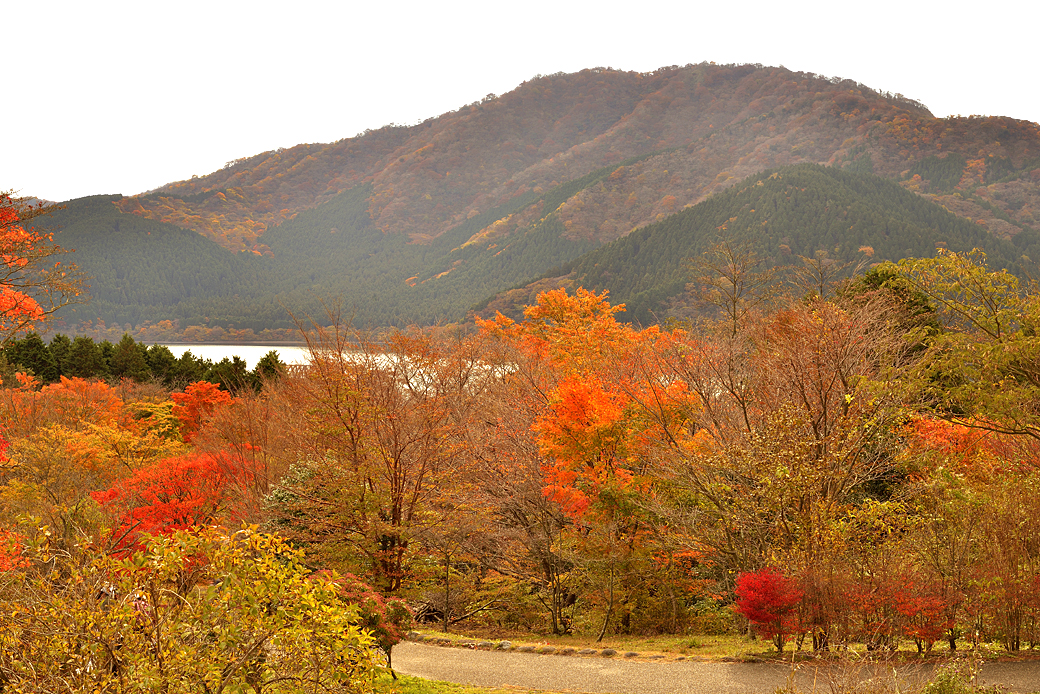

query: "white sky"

left=7, top=0, right=1038, bottom=203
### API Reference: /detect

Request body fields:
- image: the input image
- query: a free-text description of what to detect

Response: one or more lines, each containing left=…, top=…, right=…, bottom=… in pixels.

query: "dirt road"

left=394, top=642, right=1040, bottom=693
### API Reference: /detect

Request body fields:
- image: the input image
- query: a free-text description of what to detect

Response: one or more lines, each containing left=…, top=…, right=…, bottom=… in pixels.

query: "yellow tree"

left=0, top=526, right=376, bottom=693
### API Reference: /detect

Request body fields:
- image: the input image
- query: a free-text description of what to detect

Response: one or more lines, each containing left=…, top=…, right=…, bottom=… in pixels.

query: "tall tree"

left=268, top=321, right=471, bottom=594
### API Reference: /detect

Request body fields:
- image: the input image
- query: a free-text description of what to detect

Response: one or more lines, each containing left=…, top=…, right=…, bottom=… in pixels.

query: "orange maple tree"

left=0, top=192, right=83, bottom=343
left=91, top=452, right=239, bottom=552
left=170, top=381, right=236, bottom=443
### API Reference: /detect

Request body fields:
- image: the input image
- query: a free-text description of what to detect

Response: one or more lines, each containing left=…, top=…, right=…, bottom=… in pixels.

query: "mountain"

left=46, top=63, right=1040, bottom=331
left=474, top=164, right=1040, bottom=325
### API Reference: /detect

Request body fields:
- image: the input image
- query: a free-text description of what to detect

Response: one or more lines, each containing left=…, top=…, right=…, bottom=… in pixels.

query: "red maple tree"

left=734, top=567, right=804, bottom=651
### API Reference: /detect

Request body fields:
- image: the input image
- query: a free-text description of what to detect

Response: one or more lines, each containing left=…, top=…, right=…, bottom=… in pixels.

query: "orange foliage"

left=482, top=288, right=698, bottom=529
left=40, top=377, right=125, bottom=426
left=0, top=376, right=126, bottom=437
left=170, top=381, right=235, bottom=443
left=534, top=375, right=626, bottom=518
left=906, top=416, right=1040, bottom=480
left=0, top=193, right=82, bottom=339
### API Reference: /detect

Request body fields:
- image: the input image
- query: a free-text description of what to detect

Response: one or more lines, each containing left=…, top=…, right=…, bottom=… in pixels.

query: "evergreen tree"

left=48, top=334, right=73, bottom=378
left=67, top=336, right=108, bottom=379
left=110, top=334, right=150, bottom=382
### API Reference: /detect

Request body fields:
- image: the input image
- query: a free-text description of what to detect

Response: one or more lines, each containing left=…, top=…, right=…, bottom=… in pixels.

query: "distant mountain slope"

left=47, top=196, right=261, bottom=328
left=476, top=165, right=1040, bottom=325
left=48, top=63, right=1040, bottom=331
left=111, top=63, right=1040, bottom=260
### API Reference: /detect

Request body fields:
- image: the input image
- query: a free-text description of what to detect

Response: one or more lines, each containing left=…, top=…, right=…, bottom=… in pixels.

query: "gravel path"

left=393, top=642, right=1040, bottom=693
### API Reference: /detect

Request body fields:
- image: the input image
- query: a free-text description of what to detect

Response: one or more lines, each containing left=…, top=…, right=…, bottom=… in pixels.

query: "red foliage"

left=734, top=567, right=804, bottom=651
left=0, top=529, right=24, bottom=571
left=893, top=583, right=951, bottom=653
left=330, top=573, right=413, bottom=660
left=171, top=381, right=235, bottom=443
left=91, top=452, right=236, bottom=551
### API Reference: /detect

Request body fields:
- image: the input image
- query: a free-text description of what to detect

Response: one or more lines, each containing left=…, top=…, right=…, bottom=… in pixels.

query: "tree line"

left=1, top=331, right=284, bottom=392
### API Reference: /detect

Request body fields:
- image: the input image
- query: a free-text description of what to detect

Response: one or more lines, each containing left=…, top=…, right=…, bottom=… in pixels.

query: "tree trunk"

left=596, top=564, right=614, bottom=643
left=442, top=553, right=450, bottom=633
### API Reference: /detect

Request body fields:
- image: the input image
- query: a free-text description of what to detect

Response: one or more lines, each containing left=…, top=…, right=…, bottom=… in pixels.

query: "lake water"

left=159, top=344, right=312, bottom=370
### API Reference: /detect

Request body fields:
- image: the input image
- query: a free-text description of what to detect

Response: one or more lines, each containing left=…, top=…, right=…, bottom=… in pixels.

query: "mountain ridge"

left=42, top=63, right=1040, bottom=331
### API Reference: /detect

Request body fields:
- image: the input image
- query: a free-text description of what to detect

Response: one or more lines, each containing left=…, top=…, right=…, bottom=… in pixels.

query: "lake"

left=159, top=344, right=312, bottom=370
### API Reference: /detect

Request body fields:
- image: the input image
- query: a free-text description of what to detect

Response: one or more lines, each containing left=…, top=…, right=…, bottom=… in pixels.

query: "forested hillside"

left=48, top=196, right=264, bottom=330
left=477, top=164, right=1040, bottom=324
left=43, top=62, right=1040, bottom=332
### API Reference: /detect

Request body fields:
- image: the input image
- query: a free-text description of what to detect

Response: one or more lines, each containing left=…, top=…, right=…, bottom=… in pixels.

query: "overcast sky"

left=7, top=0, right=1037, bottom=203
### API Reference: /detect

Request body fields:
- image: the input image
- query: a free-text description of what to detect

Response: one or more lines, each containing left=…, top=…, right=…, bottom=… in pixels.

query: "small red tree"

left=735, top=567, right=804, bottom=652
left=894, top=583, right=950, bottom=654
left=170, top=381, right=235, bottom=443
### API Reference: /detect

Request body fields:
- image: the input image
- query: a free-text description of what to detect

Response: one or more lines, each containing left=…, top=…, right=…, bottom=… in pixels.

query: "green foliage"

left=898, top=249, right=1040, bottom=437
left=1, top=332, right=284, bottom=392
left=47, top=195, right=262, bottom=328
left=110, top=332, right=150, bottom=381
left=905, top=154, right=968, bottom=193
left=4, top=332, right=57, bottom=382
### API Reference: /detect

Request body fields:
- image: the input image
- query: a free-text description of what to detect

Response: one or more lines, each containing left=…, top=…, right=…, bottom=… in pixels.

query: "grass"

left=407, top=627, right=1040, bottom=663
left=374, top=672, right=559, bottom=694
left=409, top=627, right=779, bottom=660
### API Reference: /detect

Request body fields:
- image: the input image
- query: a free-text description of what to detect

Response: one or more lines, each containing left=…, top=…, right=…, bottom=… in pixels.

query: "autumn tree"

left=332, top=573, right=413, bottom=670
left=0, top=377, right=185, bottom=547
left=449, top=346, right=576, bottom=634
left=91, top=452, right=236, bottom=552
left=171, top=380, right=235, bottom=443
left=734, top=567, right=803, bottom=651
left=898, top=249, right=1040, bottom=440
left=192, top=380, right=292, bottom=522
left=685, top=241, right=779, bottom=337
left=479, top=288, right=701, bottom=637
left=642, top=287, right=917, bottom=649
left=0, top=192, right=85, bottom=344
left=267, top=319, right=473, bottom=594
